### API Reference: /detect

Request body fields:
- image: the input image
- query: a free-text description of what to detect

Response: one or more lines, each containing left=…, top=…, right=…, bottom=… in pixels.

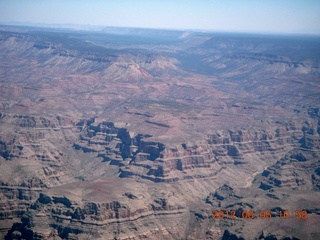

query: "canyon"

left=0, top=25, right=319, bottom=239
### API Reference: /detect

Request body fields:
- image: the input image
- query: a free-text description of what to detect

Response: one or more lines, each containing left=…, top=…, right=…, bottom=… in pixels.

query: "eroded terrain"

left=0, top=25, right=319, bottom=239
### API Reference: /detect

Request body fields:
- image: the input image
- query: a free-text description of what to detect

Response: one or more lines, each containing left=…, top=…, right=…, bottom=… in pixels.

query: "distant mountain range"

left=0, top=25, right=319, bottom=240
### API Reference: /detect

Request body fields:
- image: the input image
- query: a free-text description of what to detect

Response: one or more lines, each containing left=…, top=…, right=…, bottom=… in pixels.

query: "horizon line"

left=1, top=21, right=320, bottom=37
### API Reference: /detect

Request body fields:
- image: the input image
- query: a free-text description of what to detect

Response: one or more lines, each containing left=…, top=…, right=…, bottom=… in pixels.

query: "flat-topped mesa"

left=159, top=144, right=213, bottom=168
left=73, top=118, right=158, bottom=163
left=208, top=125, right=301, bottom=156
left=144, top=127, right=302, bottom=180
left=207, top=123, right=298, bottom=144
left=73, top=118, right=214, bottom=181
left=73, top=118, right=306, bottom=182
left=122, top=142, right=219, bottom=182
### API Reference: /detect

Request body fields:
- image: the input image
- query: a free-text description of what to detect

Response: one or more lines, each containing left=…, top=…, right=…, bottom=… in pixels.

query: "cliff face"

left=3, top=177, right=190, bottom=240
left=70, top=117, right=303, bottom=184
left=2, top=114, right=319, bottom=239
left=1, top=27, right=320, bottom=239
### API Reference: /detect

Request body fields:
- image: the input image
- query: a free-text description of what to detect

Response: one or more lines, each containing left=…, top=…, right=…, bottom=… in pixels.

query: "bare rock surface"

left=0, top=26, right=319, bottom=239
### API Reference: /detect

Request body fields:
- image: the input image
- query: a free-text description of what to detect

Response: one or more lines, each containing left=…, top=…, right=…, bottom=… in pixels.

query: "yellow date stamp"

left=212, top=209, right=308, bottom=220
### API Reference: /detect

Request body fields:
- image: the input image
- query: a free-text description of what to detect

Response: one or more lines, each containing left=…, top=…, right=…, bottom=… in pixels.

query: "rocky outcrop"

left=257, top=149, right=320, bottom=190
left=4, top=181, right=187, bottom=240
left=1, top=27, right=320, bottom=239
left=0, top=187, right=41, bottom=220
left=1, top=113, right=318, bottom=239
left=125, top=126, right=301, bottom=182
left=71, top=117, right=307, bottom=184
left=73, top=118, right=163, bottom=164
left=0, top=114, right=81, bottom=238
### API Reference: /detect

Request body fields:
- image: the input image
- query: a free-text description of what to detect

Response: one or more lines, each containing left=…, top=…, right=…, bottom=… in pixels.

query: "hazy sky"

left=0, top=0, right=320, bottom=35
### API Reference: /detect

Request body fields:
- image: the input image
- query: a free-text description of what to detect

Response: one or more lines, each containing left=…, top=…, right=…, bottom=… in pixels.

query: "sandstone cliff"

left=1, top=27, right=319, bottom=239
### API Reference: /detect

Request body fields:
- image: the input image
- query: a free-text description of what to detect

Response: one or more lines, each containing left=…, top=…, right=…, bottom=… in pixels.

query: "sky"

left=0, top=0, right=320, bottom=35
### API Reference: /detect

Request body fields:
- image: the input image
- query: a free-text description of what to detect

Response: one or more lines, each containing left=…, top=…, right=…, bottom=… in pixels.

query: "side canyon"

left=0, top=26, right=319, bottom=239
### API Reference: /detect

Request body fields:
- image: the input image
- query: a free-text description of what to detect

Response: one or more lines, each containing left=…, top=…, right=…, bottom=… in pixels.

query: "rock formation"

left=0, top=26, right=319, bottom=239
